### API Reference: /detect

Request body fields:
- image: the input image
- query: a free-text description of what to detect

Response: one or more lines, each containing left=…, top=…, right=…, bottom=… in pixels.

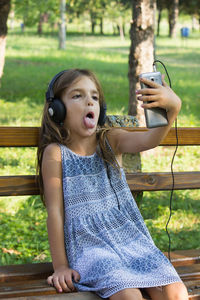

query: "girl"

left=37, top=69, right=188, bottom=300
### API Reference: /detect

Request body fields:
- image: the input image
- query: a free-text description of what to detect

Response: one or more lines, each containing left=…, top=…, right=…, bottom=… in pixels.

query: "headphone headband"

left=46, top=70, right=68, bottom=102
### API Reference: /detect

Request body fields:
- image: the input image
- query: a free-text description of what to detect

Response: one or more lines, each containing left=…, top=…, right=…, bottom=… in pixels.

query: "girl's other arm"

left=42, top=144, right=80, bottom=293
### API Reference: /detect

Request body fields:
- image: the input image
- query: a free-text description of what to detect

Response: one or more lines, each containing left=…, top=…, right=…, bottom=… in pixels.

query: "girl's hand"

left=137, top=76, right=181, bottom=114
left=47, top=265, right=80, bottom=293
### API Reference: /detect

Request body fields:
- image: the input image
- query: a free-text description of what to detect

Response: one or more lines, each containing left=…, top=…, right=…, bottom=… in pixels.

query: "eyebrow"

left=69, top=88, right=99, bottom=94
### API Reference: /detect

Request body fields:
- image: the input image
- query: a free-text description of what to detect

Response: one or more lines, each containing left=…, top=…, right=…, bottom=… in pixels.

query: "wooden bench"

left=0, top=126, right=200, bottom=299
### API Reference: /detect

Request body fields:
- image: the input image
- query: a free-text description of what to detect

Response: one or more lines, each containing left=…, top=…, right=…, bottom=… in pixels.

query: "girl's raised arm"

left=108, top=77, right=181, bottom=155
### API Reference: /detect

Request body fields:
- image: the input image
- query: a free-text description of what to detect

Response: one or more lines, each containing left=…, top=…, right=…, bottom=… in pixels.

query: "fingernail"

left=135, top=90, right=139, bottom=94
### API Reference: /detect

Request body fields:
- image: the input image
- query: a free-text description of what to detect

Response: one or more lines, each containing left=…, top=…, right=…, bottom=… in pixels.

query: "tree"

left=14, top=0, right=58, bottom=35
left=128, top=0, right=156, bottom=124
left=0, top=0, right=11, bottom=83
left=106, top=1, right=131, bottom=38
left=156, top=0, right=179, bottom=37
left=156, top=0, right=165, bottom=36
left=59, top=0, right=66, bottom=49
left=180, top=0, right=200, bottom=30
left=168, top=0, right=179, bottom=38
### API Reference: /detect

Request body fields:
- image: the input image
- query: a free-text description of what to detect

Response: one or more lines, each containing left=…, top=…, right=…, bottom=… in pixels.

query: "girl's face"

left=62, top=76, right=100, bottom=139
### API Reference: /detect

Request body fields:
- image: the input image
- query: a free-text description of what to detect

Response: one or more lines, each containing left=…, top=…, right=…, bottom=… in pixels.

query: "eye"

left=72, top=94, right=81, bottom=99
left=92, top=95, right=99, bottom=101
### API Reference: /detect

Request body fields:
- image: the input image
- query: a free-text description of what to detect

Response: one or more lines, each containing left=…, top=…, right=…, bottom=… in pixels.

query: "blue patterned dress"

left=60, top=143, right=181, bottom=298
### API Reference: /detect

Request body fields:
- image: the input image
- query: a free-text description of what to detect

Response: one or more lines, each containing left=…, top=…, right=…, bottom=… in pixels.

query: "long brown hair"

left=37, top=69, right=119, bottom=204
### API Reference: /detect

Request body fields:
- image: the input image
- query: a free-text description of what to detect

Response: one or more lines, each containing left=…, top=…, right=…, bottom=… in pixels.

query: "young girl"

left=37, top=69, right=188, bottom=300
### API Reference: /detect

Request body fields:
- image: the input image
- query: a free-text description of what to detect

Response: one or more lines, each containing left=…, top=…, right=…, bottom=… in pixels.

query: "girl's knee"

left=164, top=282, right=188, bottom=300
left=109, top=288, right=143, bottom=300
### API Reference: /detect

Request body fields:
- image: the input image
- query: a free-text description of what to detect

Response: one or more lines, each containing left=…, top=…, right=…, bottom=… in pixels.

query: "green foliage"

left=141, top=190, right=200, bottom=251
left=13, top=0, right=59, bottom=27
left=0, top=196, right=50, bottom=265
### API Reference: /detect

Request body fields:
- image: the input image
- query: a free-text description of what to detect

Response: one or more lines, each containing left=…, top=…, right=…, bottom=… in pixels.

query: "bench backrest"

left=0, top=126, right=200, bottom=196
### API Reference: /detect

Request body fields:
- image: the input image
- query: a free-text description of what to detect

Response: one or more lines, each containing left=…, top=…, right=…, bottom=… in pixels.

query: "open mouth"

left=86, top=112, right=94, bottom=119
left=84, top=111, right=95, bottom=129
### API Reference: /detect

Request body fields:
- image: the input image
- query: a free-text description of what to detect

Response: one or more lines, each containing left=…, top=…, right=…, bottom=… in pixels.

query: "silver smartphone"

left=139, top=71, right=168, bottom=128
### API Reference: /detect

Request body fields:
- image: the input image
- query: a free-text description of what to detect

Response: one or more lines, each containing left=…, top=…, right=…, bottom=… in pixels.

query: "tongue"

left=84, top=116, right=95, bottom=129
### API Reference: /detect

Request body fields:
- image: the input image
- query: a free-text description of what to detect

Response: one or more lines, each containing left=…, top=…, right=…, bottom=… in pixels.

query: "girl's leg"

left=145, top=282, right=188, bottom=300
left=145, top=286, right=165, bottom=300
left=163, top=282, right=188, bottom=300
left=109, top=288, right=143, bottom=300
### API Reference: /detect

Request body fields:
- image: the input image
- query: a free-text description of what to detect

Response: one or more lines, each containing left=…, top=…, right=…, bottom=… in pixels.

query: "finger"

left=53, top=277, right=63, bottom=293
left=161, top=74, right=168, bottom=87
left=65, top=277, right=75, bottom=291
left=142, top=100, right=162, bottom=109
left=137, top=87, right=159, bottom=95
left=139, top=77, right=161, bottom=88
left=72, top=270, right=81, bottom=283
left=59, top=277, right=72, bottom=292
left=47, top=275, right=53, bottom=286
left=137, top=94, right=158, bottom=102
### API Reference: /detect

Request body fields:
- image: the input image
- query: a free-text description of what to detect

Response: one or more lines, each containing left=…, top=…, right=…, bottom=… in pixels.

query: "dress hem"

left=95, top=278, right=182, bottom=298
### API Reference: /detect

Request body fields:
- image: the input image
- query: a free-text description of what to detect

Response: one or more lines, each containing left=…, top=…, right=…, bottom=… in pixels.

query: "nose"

left=86, top=94, right=94, bottom=106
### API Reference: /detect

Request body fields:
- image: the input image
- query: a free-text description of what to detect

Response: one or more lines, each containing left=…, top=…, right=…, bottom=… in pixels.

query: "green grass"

left=0, top=27, right=200, bottom=265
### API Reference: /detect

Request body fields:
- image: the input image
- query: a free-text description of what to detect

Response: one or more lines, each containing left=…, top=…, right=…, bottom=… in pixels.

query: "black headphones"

left=45, top=70, right=107, bottom=126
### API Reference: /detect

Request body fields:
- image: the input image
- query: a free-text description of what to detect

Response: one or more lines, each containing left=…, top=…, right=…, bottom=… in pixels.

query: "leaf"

left=34, top=253, right=47, bottom=261
left=2, top=247, right=21, bottom=255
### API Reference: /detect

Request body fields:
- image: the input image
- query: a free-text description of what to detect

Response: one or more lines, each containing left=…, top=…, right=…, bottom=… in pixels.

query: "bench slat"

left=0, top=262, right=52, bottom=283
left=0, top=269, right=199, bottom=299
left=1, top=250, right=199, bottom=283
left=1, top=127, right=200, bottom=147
left=164, top=250, right=200, bottom=267
left=126, top=171, right=200, bottom=191
left=176, top=265, right=200, bottom=281
left=0, top=127, right=39, bottom=147
left=185, top=280, right=200, bottom=299
left=0, top=175, right=39, bottom=196
left=4, top=292, right=102, bottom=300
left=1, top=172, right=200, bottom=196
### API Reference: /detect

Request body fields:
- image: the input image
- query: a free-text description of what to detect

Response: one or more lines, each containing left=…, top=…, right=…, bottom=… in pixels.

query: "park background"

left=0, top=1, right=200, bottom=265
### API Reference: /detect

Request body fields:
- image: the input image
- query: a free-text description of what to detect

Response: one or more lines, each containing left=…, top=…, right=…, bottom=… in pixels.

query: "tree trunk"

left=91, top=21, right=96, bottom=34
left=90, top=13, right=97, bottom=34
left=118, top=16, right=125, bottom=40
left=59, top=0, right=66, bottom=50
left=157, top=8, right=162, bottom=36
left=128, top=0, right=156, bottom=124
left=168, top=0, right=179, bottom=38
left=0, top=0, right=11, bottom=83
left=37, top=14, right=43, bottom=35
left=100, top=17, right=104, bottom=35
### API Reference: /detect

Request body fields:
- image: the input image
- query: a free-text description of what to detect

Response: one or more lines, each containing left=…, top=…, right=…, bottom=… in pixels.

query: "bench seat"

left=0, top=250, right=199, bottom=299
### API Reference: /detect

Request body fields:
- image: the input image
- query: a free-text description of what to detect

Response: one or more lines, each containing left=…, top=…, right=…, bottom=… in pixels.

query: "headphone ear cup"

left=98, top=102, right=107, bottom=126
left=48, top=99, right=66, bottom=125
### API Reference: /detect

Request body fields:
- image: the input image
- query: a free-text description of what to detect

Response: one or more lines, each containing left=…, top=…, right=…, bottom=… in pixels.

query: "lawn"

left=0, top=26, right=200, bottom=265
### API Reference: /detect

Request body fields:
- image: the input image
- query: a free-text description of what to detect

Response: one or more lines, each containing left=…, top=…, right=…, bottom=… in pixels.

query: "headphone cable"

left=153, top=60, right=179, bottom=261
